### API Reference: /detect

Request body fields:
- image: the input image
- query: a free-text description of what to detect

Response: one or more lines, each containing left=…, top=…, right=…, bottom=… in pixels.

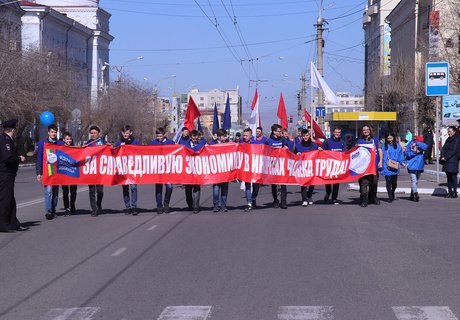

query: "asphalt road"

left=1, top=167, right=460, bottom=320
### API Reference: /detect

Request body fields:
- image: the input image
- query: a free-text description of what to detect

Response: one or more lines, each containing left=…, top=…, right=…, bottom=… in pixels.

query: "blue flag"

left=212, top=103, right=220, bottom=133
left=222, top=93, right=231, bottom=130
left=197, top=117, right=203, bottom=132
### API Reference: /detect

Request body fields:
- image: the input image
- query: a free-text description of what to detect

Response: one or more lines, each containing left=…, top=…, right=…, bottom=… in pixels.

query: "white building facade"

left=20, top=0, right=113, bottom=108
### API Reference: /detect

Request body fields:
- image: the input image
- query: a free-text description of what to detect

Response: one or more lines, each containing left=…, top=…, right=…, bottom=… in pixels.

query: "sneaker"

left=221, top=207, right=228, bottom=212
left=360, top=201, right=368, bottom=208
left=193, top=207, right=200, bottom=214
left=45, top=212, right=54, bottom=220
left=332, top=199, right=342, bottom=205
left=307, top=197, right=313, bottom=205
left=302, top=201, right=308, bottom=207
left=273, top=200, right=280, bottom=208
left=252, top=200, right=257, bottom=209
left=164, top=204, right=170, bottom=214
left=213, top=206, right=220, bottom=213
left=132, top=208, right=139, bottom=216
left=70, top=204, right=76, bottom=215
left=157, top=207, right=164, bottom=214
left=244, top=205, right=252, bottom=212
left=96, top=205, right=102, bottom=215
left=280, top=202, right=287, bottom=209
left=64, top=208, right=71, bottom=216
left=124, top=208, right=131, bottom=215
left=91, top=210, right=98, bottom=217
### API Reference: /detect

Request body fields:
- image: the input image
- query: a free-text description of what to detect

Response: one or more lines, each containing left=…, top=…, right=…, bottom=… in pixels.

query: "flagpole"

left=310, top=72, right=314, bottom=136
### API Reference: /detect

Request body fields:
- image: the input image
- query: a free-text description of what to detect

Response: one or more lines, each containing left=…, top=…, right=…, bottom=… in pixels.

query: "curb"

left=347, top=183, right=448, bottom=196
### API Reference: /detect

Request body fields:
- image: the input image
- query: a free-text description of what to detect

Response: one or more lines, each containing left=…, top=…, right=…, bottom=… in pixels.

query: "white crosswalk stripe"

left=156, top=306, right=212, bottom=320
left=278, top=306, right=334, bottom=320
left=392, top=306, right=458, bottom=320
left=40, top=307, right=100, bottom=320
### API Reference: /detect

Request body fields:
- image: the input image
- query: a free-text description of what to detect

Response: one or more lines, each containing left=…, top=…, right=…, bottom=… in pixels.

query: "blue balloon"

left=40, top=111, right=55, bottom=126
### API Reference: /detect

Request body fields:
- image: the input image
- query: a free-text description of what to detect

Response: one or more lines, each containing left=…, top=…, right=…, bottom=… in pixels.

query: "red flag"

left=251, top=88, right=258, bottom=110
left=277, top=92, right=288, bottom=129
left=304, top=109, right=326, bottom=139
left=184, top=96, right=201, bottom=131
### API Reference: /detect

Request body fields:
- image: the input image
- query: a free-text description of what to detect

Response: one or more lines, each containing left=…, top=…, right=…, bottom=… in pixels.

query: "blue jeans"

left=213, top=183, right=228, bottom=208
left=122, top=184, right=137, bottom=209
left=244, top=182, right=252, bottom=205
left=155, top=184, right=173, bottom=208
left=409, top=171, right=421, bottom=193
left=44, top=185, right=59, bottom=213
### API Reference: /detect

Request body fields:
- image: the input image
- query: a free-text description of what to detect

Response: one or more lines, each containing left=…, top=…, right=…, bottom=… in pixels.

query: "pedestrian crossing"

left=39, top=305, right=460, bottom=320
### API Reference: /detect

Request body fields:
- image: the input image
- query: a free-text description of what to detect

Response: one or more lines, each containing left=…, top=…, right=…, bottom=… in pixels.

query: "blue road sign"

left=316, top=106, right=326, bottom=117
left=426, top=62, right=449, bottom=96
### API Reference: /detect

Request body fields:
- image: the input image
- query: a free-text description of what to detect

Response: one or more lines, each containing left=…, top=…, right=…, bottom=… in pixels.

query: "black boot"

left=388, top=192, right=394, bottom=203
left=360, top=194, right=368, bottom=207
left=410, top=191, right=414, bottom=201
left=414, top=192, right=419, bottom=202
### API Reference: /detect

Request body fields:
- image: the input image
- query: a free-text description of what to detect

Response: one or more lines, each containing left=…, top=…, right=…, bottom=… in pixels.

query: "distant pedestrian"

left=233, top=132, right=241, bottom=143
left=295, top=129, right=318, bottom=207
left=404, top=136, right=428, bottom=202
left=423, top=126, right=434, bottom=164
left=61, top=132, right=77, bottom=216
left=178, top=127, right=190, bottom=145
left=116, top=125, right=141, bottom=215
left=380, top=133, right=405, bottom=203
left=282, top=129, right=294, bottom=151
left=0, top=119, right=28, bottom=232
left=36, top=124, right=62, bottom=220
left=405, top=128, right=413, bottom=147
left=151, top=127, right=174, bottom=214
left=440, top=126, right=460, bottom=198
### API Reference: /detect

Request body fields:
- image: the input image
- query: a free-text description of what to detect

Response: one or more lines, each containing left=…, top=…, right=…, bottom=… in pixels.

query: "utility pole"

left=300, top=73, right=306, bottom=121
left=315, top=4, right=325, bottom=130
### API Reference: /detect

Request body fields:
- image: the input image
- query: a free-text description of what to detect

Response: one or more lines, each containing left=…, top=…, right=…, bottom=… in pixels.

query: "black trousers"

left=301, top=185, right=314, bottom=201
left=185, top=185, right=201, bottom=209
left=384, top=175, right=398, bottom=199
left=62, top=185, right=77, bottom=209
left=325, top=183, right=340, bottom=200
left=88, top=185, right=104, bottom=211
left=252, top=183, right=260, bottom=200
left=0, top=175, right=20, bottom=232
left=271, top=184, right=287, bottom=203
left=359, top=174, right=378, bottom=202
left=446, top=172, right=458, bottom=193
left=424, top=146, right=433, bottom=162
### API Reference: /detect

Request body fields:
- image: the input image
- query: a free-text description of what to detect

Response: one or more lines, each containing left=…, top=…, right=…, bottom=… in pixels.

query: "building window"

left=200, top=97, right=204, bottom=101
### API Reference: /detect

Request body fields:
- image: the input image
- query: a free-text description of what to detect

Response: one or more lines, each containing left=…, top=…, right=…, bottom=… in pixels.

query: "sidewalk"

left=347, top=163, right=456, bottom=196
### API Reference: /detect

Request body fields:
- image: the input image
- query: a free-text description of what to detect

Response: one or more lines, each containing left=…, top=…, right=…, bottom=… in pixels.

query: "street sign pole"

left=435, top=96, right=440, bottom=184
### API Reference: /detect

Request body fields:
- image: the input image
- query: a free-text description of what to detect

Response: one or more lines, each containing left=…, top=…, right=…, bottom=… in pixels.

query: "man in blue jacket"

left=36, top=124, right=63, bottom=220
left=266, top=124, right=288, bottom=209
left=322, top=127, right=347, bottom=204
left=115, top=125, right=141, bottom=215
left=185, top=130, right=205, bottom=213
left=242, top=128, right=258, bottom=211
left=84, top=125, right=107, bottom=216
left=151, top=127, right=175, bottom=214
left=212, top=129, right=230, bottom=212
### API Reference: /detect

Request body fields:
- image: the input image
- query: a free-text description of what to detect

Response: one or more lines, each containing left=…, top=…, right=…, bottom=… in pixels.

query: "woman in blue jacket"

left=404, top=136, right=428, bottom=202
left=380, top=133, right=405, bottom=202
left=440, top=126, right=460, bottom=198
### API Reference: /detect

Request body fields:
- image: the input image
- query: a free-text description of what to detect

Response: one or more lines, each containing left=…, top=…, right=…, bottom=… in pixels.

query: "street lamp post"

left=108, top=56, right=143, bottom=85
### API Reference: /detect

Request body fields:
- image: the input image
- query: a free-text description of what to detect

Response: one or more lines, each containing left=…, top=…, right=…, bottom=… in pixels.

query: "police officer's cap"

left=1, top=119, right=18, bottom=129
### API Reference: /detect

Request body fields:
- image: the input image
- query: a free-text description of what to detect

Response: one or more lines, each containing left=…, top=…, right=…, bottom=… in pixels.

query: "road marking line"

left=278, top=306, right=334, bottom=320
left=17, top=187, right=89, bottom=209
left=40, top=307, right=100, bottom=320
left=157, top=306, right=212, bottom=320
left=111, top=248, right=127, bottom=257
left=393, top=306, right=458, bottom=320
left=148, top=225, right=158, bottom=231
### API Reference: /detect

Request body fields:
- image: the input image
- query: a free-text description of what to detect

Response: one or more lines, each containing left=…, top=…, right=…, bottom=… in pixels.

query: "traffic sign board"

left=316, top=106, right=326, bottom=117
left=426, top=62, right=449, bottom=96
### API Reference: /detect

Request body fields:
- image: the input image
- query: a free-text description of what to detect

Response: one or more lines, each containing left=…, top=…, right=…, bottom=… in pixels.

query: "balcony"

left=362, top=14, right=371, bottom=25
left=368, top=4, right=378, bottom=16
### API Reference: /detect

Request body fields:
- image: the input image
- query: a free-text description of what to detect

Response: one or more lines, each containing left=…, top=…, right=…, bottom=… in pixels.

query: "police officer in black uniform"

left=0, top=119, right=28, bottom=232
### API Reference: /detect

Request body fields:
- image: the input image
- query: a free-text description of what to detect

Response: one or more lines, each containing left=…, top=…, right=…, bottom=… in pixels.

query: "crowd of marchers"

left=1, top=119, right=459, bottom=232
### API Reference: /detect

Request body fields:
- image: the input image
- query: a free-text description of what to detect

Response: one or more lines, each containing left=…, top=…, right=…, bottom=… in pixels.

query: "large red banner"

left=42, top=143, right=376, bottom=186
